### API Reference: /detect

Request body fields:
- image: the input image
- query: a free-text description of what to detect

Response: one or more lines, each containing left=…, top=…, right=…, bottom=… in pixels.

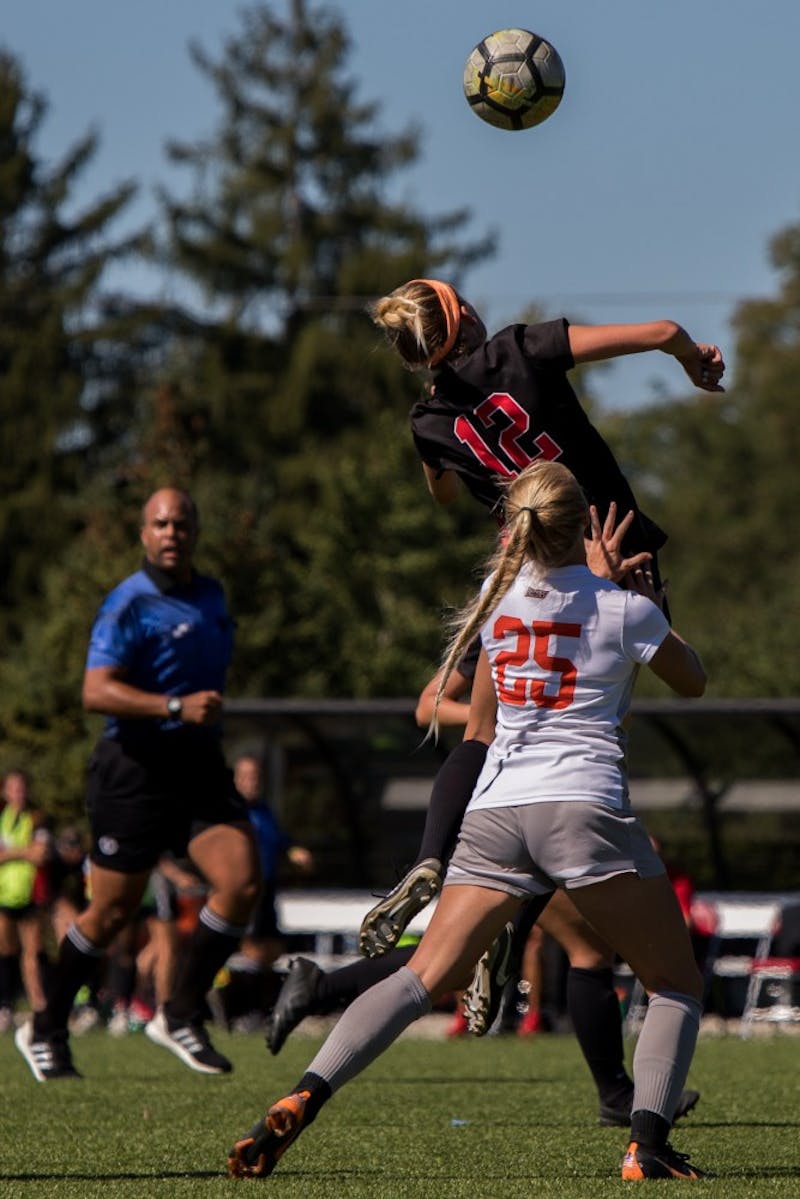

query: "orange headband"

left=408, top=278, right=462, bottom=366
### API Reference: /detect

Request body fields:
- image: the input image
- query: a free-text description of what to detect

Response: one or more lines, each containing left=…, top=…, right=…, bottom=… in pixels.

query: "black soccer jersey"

left=409, top=319, right=666, bottom=558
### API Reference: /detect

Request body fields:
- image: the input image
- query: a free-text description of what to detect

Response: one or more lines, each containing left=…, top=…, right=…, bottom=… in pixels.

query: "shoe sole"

left=228, top=1099, right=307, bottom=1177
left=144, top=1018, right=230, bottom=1075
left=358, top=867, right=441, bottom=958
left=463, top=925, right=516, bottom=1036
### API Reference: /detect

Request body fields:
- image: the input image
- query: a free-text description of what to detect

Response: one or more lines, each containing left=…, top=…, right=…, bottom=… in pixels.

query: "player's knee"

left=236, top=875, right=261, bottom=909
left=82, top=901, right=133, bottom=946
left=642, top=961, right=703, bottom=1004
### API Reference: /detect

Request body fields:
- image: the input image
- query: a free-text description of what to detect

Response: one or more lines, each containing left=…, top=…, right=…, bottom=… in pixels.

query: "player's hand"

left=181, top=690, right=224, bottom=725
left=584, top=503, right=652, bottom=582
left=625, top=564, right=667, bottom=611
left=676, top=342, right=725, bottom=392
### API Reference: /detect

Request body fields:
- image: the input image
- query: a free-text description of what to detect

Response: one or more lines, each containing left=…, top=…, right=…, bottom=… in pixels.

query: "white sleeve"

left=621, top=592, right=670, bottom=664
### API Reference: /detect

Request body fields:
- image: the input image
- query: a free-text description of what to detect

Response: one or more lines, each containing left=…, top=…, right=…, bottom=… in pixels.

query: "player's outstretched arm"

left=568, top=321, right=725, bottom=392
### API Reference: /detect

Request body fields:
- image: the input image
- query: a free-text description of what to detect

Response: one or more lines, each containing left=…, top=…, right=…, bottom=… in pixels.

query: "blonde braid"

left=431, top=517, right=529, bottom=738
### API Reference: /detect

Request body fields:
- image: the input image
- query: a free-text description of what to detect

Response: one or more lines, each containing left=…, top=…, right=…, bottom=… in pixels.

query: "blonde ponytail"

left=431, top=461, right=588, bottom=734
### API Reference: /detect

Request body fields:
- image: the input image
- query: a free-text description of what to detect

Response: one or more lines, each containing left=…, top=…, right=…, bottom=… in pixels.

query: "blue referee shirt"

left=247, top=802, right=290, bottom=880
left=85, top=560, right=234, bottom=743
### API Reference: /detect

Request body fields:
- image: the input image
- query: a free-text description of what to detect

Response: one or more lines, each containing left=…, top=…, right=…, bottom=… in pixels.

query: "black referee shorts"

left=86, top=736, right=249, bottom=875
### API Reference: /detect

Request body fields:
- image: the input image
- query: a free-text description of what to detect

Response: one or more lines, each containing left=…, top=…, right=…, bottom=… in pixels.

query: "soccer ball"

left=463, top=29, right=565, bottom=131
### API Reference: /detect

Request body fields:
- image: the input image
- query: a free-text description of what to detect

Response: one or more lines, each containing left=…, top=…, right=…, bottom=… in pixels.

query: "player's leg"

left=266, top=945, right=417, bottom=1054
left=16, top=863, right=149, bottom=1080
left=229, top=883, right=519, bottom=1177
left=146, top=820, right=258, bottom=1075
left=565, top=872, right=706, bottom=1179
left=174, top=820, right=259, bottom=1019
left=542, top=889, right=700, bottom=1126
left=358, top=738, right=488, bottom=957
left=222, top=877, right=284, bottom=1031
left=17, top=909, right=48, bottom=1015
left=537, top=890, right=633, bottom=1120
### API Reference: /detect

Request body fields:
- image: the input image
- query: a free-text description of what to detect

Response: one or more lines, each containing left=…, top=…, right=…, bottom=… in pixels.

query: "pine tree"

left=154, top=1, right=495, bottom=696
left=601, top=218, right=800, bottom=695
left=0, top=51, right=140, bottom=640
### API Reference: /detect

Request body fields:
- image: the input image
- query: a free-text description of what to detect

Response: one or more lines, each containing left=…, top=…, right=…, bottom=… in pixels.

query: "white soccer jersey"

left=467, top=562, right=670, bottom=812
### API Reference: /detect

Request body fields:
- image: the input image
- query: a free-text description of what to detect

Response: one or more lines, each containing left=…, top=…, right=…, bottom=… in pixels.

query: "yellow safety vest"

left=0, top=805, right=37, bottom=908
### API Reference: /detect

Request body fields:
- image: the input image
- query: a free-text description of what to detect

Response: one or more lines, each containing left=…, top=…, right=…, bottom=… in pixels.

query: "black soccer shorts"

left=86, top=736, right=249, bottom=874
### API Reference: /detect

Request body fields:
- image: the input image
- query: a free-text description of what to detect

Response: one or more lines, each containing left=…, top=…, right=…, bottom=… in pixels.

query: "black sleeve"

left=455, top=635, right=481, bottom=681
left=522, top=318, right=574, bottom=371
left=411, top=425, right=443, bottom=471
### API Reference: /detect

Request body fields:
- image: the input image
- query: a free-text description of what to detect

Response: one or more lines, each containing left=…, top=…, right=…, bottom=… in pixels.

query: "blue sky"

left=3, top=0, right=799, bottom=410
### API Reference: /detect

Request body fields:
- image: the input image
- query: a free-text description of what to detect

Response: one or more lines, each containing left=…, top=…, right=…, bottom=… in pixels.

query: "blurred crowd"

left=0, top=756, right=313, bottom=1037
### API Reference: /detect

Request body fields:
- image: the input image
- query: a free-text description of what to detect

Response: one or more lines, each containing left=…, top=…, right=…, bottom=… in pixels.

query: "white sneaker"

left=145, top=1008, right=232, bottom=1074
left=71, top=1005, right=102, bottom=1036
left=14, top=1020, right=81, bottom=1081
left=107, top=1007, right=130, bottom=1038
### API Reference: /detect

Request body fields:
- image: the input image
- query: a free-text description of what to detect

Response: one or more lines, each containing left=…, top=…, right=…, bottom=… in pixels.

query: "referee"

left=16, top=488, right=260, bottom=1080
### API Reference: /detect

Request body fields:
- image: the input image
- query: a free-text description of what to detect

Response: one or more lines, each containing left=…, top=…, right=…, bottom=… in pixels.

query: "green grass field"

left=0, top=1025, right=798, bottom=1198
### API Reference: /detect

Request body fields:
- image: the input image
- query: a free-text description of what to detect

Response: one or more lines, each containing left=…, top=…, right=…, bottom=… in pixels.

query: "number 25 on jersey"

left=494, top=617, right=581, bottom=709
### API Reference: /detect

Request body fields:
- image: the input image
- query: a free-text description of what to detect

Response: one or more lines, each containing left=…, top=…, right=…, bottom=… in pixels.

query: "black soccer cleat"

left=14, top=1021, right=82, bottom=1082
left=462, top=922, right=517, bottom=1036
left=145, top=1009, right=232, bottom=1074
left=228, top=1090, right=310, bottom=1178
left=358, top=858, right=442, bottom=958
left=266, top=957, right=324, bottom=1056
left=599, top=1088, right=701, bottom=1128
left=621, top=1140, right=709, bottom=1180
left=673, top=1088, right=701, bottom=1123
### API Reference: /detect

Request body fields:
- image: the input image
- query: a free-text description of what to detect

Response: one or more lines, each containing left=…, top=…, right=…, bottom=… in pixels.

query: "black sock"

left=567, top=966, right=632, bottom=1105
left=315, top=946, right=416, bottom=1013
left=166, top=907, right=244, bottom=1025
left=293, top=1071, right=333, bottom=1122
left=510, top=893, right=553, bottom=960
left=107, top=956, right=136, bottom=1008
left=631, top=1109, right=671, bottom=1150
left=416, top=739, right=488, bottom=865
left=0, top=953, right=20, bottom=1008
left=35, top=927, right=104, bottom=1037
left=36, top=951, right=52, bottom=997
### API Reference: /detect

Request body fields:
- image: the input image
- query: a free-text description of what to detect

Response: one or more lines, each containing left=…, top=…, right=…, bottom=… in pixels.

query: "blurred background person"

left=0, top=770, right=52, bottom=1031
left=212, top=753, right=314, bottom=1031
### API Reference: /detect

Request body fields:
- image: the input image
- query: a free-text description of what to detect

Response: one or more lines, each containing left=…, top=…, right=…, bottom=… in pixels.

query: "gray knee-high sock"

left=632, top=991, right=701, bottom=1122
left=305, top=965, right=431, bottom=1093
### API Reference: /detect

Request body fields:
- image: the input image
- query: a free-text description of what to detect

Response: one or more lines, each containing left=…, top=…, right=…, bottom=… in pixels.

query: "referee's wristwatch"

left=166, top=696, right=183, bottom=721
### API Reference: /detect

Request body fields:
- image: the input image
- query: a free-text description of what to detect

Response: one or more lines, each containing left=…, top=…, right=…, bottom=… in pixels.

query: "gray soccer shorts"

left=443, top=800, right=664, bottom=898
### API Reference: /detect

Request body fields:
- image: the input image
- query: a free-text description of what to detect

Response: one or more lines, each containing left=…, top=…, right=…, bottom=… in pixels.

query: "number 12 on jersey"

left=494, top=617, right=581, bottom=709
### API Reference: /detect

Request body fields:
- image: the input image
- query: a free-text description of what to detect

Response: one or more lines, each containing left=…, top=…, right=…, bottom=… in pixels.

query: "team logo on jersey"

left=526, top=587, right=550, bottom=599
left=172, top=621, right=192, bottom=639
left=98, top=836, right=119, bottom=856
